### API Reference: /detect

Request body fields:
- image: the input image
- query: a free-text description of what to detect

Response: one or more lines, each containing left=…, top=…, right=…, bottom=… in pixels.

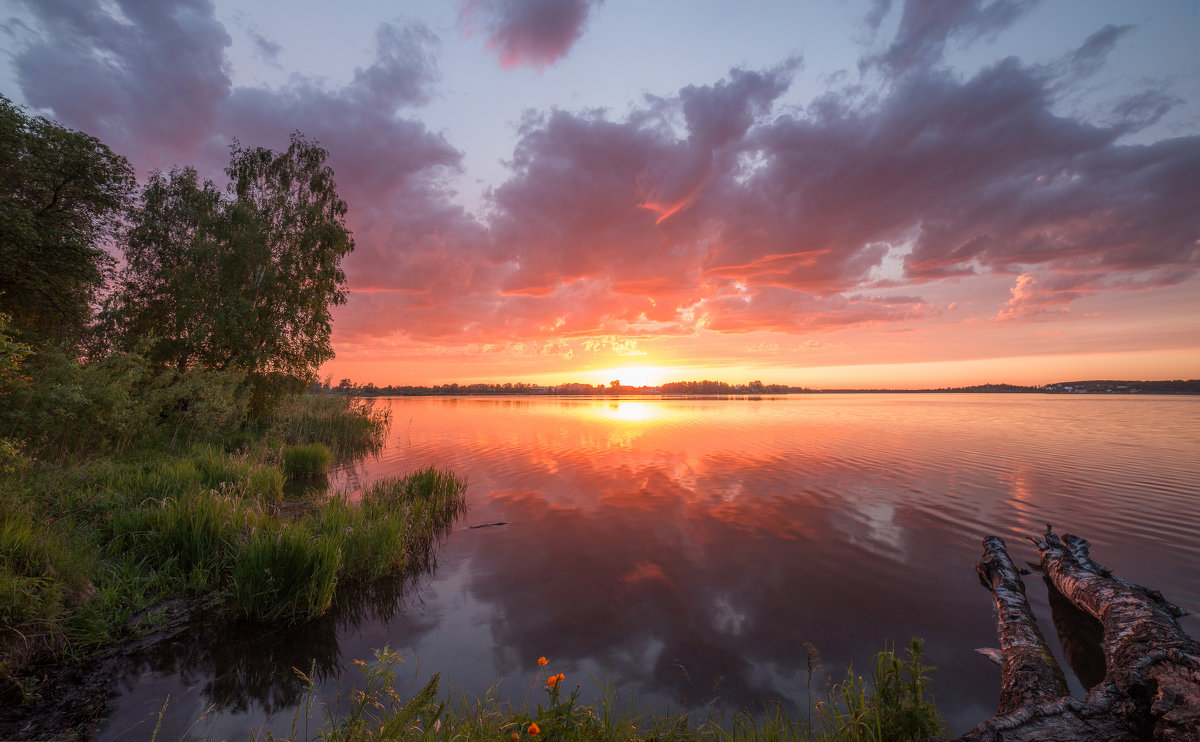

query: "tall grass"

left=105, top=492, right=253, bottom=586
left=233, top=526, right=341, bottom=622
left=0, top=380, right=416, bottom=714
left=269, top=394, right=391, bottom=456
left=95, top=465, right=467, bottom=625
left=283, top=442, right=333, bottom=477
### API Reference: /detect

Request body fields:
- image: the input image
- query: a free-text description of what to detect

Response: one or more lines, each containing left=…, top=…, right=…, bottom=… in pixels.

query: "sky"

left=2, top=0, right=1198, bottom=388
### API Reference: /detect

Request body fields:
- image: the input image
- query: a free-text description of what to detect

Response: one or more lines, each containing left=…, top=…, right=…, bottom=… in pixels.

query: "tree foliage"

left=107, top=133, right=354, bottom=384
left=0, top=95, right=135, bottom=345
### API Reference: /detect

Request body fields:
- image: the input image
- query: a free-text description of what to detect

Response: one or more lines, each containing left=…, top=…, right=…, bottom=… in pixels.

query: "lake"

left=96, top=394, right=1200, bottom=739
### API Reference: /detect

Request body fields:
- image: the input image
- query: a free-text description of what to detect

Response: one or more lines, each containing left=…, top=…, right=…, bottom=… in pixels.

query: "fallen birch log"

left=957, top=525, right=1200, bottom=741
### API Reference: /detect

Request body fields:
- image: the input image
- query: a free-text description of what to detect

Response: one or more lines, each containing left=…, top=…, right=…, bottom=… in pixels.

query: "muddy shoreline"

left=0, top=599, right=198, bottom=741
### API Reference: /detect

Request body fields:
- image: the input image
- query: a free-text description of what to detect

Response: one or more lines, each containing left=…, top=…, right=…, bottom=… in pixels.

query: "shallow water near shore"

left=95, top=394, right=1200, bottom=739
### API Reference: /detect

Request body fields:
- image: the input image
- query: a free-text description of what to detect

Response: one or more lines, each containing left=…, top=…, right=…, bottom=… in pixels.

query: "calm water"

left=97, top=394, right=1200, bottom=738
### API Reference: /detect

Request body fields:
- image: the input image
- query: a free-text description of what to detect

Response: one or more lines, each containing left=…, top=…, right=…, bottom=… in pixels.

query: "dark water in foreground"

left=97, top=394, right=1200, bottom=739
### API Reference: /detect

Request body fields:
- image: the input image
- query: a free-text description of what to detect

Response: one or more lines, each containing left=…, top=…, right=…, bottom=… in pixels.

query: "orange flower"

left=537, top=656, right=548, bottom=666
left=511, top=734, right=519, bottom=742
left=528, top=722, right=540, bottom=736
left=547, top=672, right=565, bottom=688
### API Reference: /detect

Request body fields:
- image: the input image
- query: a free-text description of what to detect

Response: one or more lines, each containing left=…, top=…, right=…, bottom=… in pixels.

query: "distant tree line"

left=320, top=378, right=1200, bottom=397
left=319, top=378, right=815, bottom=396
left=1041, top=380, right=1200, bottom=394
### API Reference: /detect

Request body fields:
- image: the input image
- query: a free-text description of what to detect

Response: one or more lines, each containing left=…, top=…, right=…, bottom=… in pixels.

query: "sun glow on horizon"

left=587, top=365, right=671, bottom=388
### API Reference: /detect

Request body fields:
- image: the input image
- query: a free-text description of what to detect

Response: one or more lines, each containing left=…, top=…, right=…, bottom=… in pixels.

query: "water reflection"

left=98, top=395, right=1200, bottom=739
left=1043, top=576, right=1106, bottom=690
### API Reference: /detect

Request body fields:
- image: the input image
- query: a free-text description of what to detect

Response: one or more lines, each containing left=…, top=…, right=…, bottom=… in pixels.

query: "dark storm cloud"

left=458, top=0, right=604, bottom=70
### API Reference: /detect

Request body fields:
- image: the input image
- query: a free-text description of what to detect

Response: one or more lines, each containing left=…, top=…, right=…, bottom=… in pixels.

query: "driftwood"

left=957, top=526, right=1200, bottom=741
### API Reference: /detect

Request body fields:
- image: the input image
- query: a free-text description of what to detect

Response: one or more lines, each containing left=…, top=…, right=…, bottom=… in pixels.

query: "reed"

left=270, top=394, right=390, bottom=456
left=283, top=442, right=334, bottom=478
left=105, top=492, right=251, bottom=584
left=232, top=525, right=341, bottom=622
left=809, top=638, right=943, bottom=742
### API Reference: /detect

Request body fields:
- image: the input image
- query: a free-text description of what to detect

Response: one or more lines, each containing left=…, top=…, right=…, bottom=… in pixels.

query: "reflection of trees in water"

left=112, top=537, right=446, bottom=715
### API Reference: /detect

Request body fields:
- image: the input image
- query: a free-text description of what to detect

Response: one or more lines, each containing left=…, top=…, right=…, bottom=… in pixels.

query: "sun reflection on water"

left=588, top=399, right=668, bottom=424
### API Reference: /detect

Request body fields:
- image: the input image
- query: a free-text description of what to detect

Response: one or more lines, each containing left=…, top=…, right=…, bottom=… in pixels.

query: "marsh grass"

left=254, top=641, right=945, bottom=742
left=233, top=526, right=341, bottom=622
left=105, top=491, right=254, bottom=584
left=0, top=393, right=453, bottom=696
left=269, top=394, right=390, bottom=456
left=0, top=501, right=95, bottom=679
left=284, top=443, right=334, bottom=478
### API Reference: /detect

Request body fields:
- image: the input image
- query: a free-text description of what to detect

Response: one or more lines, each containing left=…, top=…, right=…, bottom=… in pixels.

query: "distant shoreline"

left=320, top=379, right=1200, bottom=397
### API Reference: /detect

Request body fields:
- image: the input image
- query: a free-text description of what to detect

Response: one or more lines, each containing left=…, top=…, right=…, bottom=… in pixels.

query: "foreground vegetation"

left=220, top=642, right=945, bottom=741
left=0, top=387, right=467, bottom=703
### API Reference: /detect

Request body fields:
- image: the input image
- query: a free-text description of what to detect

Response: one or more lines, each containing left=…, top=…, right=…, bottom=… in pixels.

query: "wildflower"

left=512, top=734, right=519, bottom=742
left=528, top=722, right=540, bottom=736
left=537, top=656, right=549, bottom=666
left=547, top=673, right=565, bottom=688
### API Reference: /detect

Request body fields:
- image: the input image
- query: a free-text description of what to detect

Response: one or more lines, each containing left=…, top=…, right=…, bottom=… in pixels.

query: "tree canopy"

left=106, top=133, right=354, bottom=383
left=0, top=95, right=135, bottom=345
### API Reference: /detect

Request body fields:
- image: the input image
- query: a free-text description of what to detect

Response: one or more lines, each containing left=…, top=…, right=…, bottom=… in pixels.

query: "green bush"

left=283, top=442, right=333, bottom=478
left=0, top=348, right=251, bottom=453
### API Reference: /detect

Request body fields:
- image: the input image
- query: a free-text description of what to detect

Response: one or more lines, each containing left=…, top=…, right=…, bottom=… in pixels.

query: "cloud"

left=866, top=0, right=1039, bottom=73
left=14, top=0, right=232, bottom=169
left=996, top=273, right=1082, bottom=320
left=458, top=0, right=604, bottom=70
left=341, top=50, right=1197, bottom=347
left=9, top=0, right=1197, bottom=358
left=1061, top=23, right=1134, bottom=81
left=246, top=28, right=281, bottom=64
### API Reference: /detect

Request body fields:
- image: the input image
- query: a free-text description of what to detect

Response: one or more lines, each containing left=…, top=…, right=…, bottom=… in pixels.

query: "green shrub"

left=0, top=347, right=251, bottom=453
left=283, top=442, right=334, bottom=478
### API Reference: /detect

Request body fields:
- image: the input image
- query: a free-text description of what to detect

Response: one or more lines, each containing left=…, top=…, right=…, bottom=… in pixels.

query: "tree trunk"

left=957, top=525, right=1200, bottom=741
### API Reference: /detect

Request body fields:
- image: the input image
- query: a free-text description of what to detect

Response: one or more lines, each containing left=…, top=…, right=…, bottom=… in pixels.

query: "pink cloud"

left=458, top=0, right=603, bottom=70
left=10, top=0, right=1198, bottom=361
left=995, top=272, right=1105, bottom=320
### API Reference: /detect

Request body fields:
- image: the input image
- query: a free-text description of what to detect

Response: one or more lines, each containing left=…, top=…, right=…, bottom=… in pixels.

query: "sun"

left=598, top=365, right=667, bottom=388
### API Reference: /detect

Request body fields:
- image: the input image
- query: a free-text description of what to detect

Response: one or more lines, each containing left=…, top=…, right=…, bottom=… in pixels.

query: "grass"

left=269, top=394, right=391, bottom=456
left=284, top=443, right=334, bottom=477
left=233, top=526, right=341, bottom=622
left=254, top=641, right=945, bottom=742
left=0, top=393, right=472, bottom=704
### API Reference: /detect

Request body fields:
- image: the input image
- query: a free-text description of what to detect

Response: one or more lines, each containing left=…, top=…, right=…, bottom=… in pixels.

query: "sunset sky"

left=3, top=0, right=1198, bottom=388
